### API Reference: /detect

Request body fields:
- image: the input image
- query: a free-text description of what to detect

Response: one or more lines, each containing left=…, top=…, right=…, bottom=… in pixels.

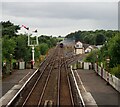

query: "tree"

left=74, top=31, right=81, bottom=42
left=2, top=36, right=16, bottom=60
left=14, top=34, right=31, bottom=61
left=108, top=34, right=120, bottom=67
left=34, top=46, right=41, bottom=60
left=39, top=43, right=49, bottom=55
left=84, top=50, right=97, bottom=63
left=95, top=33, right=106, bottom=45
left=38, top=35, right=58, bottom=47
left=1, top=21, right=20, bottom=38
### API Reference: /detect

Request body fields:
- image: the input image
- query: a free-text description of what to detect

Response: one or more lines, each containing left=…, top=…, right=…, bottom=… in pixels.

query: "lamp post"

left=96, top=54, right=99, bottom=75
left=106, top=56, right=110, bottom=85
left=10, top=54, right=12, bottom=75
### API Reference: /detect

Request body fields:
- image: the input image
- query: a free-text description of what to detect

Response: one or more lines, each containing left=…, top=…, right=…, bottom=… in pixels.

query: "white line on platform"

left=70, top=66, right=85, bottom=107
left=19, top=72, right=31, bottom=83
left=75, top=70, right=87, bottom=92
left=6, top=69, right=39, bottom=107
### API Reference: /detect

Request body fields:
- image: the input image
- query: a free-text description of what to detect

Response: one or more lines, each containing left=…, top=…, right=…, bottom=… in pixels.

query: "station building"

left=74, top=41, right=84, bottom=54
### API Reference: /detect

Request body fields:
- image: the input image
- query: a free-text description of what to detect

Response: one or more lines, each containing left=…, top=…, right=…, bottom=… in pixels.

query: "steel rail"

left=57, top=55, right=61, bottom=107
left=22, top=62, right=53, bottom=107
left=64, top=59, right=74, bottom=106
left=37, top=59, right=55, bottom=107
left=22, top=47, right=59, bottom=106
left=59, top=48, right=75, bottom=106
left=6, top=48, right=58, bottom=107
left=37, top=46, right=60, bottom=106
left=57, top=48, right=74, bottom=106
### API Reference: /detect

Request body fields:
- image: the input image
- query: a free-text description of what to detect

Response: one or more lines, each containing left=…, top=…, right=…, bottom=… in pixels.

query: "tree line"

left=66, top=30, right=119, bottom=45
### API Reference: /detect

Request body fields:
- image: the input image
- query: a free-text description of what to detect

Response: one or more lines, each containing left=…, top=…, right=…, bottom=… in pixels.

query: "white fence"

left=73, top=61, right=92, bottom=70
left=94, top=63, right=120, bottom=92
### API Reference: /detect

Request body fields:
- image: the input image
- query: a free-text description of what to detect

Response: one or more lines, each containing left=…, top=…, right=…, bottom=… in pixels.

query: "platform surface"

left=76, top=69, right=120, bottom=107
left=1, top=69, right=36, bottom=97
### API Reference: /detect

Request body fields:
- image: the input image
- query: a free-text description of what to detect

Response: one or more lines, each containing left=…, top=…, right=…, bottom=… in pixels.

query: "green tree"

left=1, top=21, right=20, bottom=38
left=2, top=36, right=16, bottom=60
left=95, top=33, right=106, bottom=45
left=110, top=65, right=120, bottom=78
left=108, top=34, right=120, bottom=67
left=39, top=43, right=49, bottom=55
left=34, top=46, right=41, bottom=60
left=14, top=34, right=31, bottom=61
left=84, top=50, right=97, bottom=63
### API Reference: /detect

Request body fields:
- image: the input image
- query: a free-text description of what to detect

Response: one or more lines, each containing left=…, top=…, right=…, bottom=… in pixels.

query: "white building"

left=74, top=41, right=98, bottom=54
left=85, top=45, right=97, bottom=53
left=74, top=41, right=84, bottom=54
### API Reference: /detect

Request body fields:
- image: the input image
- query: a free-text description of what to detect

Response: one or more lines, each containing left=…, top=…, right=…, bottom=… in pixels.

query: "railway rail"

left=58, top=53, right=74, bottom=106
left=6, top=45, right=84, bottom=107
left=18, top=47, right=59, bottom=106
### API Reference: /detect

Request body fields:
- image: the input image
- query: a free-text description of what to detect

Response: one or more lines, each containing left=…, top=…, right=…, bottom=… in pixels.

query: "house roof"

left=74, top=41, right=83, bottom=48
left=83, top=43, right=90, bottom=50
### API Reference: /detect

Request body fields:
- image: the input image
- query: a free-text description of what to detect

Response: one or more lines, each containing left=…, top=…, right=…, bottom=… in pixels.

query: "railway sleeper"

left=44, top=100, right=53, bottom=107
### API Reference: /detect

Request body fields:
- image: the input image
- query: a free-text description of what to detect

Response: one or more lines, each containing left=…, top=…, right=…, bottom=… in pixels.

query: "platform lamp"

left=96, top=54, right=99, bottom=75
left=10, top=54, right=13, bottom=75
left=106, top=56, right=110, bottom=85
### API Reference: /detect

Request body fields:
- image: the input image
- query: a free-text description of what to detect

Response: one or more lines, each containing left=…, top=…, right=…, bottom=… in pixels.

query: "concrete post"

left=32, top=46, right=35, bottom=65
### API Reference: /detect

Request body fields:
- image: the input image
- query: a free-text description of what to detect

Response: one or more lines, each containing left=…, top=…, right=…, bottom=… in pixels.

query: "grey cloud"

left=2, top=2, right=117, bottom=21
left=2, top=2, right=118, bottom=36
left=118, top=1, right=120, bottom=30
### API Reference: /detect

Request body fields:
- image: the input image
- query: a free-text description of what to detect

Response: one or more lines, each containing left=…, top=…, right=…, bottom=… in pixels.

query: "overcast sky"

left=1, top=0, right=119, bottom=37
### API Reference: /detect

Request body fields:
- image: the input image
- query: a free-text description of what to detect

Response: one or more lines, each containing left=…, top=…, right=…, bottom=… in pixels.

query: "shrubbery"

left=1, top=21, right=58, bottom=74
left=85, top=33, right=120, bottom=79
left=110, top=65, right=120, bottom=79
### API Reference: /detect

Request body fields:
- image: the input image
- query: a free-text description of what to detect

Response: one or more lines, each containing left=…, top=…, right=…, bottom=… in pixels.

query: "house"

left=74, top=41, right=98, bottom=54
left=74, top=41, right=84, bottom=54
left=85, top=45, right=97, bottom=53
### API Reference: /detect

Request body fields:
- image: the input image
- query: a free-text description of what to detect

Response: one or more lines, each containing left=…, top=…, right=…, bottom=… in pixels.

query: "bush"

left=84, top=50, right=97, bottom=63
left=39, top=43, right=49, bottom=55
left=110, top=65, right=120, bottom=79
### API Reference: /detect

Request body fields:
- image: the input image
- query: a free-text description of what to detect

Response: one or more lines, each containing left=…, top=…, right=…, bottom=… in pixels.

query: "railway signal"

left=21, top=25, right=39, bottom=68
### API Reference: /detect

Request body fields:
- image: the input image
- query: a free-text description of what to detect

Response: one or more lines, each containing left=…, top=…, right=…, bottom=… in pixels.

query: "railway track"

left=9, top=45, right=83, bottom=107
left=39, top=50, right=60, bottom=106
left=58, top=49, right=74, bottom=106
left=37, top=47, right=74, bottom=106
left=13, top=47, right=59, bottom=106
left=21, top=47, right=59, bottom=106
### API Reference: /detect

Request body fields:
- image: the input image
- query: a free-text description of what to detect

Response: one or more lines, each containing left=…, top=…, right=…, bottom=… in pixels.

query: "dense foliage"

left=1, top=21, right=20, bottom=37
left=1, top=21, right=58, bottom=71
left=84, top=32, right=120, bottom=78
left=66, top=30, right=118, bottom=45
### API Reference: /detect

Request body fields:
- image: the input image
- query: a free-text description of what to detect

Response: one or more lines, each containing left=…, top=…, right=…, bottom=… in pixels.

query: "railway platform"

left=0, top=68, right=37, bottom=106
left=75, top=69, right=120, bottom=107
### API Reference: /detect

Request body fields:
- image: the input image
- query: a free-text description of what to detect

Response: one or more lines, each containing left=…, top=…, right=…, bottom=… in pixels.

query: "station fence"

left=72, top=61, right=120, bottom=93
left=94, top=63, right=120, bottom=93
